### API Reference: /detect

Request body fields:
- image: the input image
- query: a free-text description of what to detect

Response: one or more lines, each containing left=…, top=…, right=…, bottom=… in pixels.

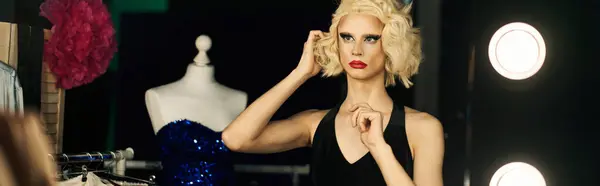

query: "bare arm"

left=221, top=30, right=325, bottom=154
left=222, top=70, right=315, bottom=153
left=371, top=113, right=445, bottom=186
left=411, top=115, right=445, bottom=186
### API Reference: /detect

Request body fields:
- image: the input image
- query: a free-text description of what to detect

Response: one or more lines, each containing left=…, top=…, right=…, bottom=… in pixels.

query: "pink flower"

left=40, top=0, right=117, bottom=89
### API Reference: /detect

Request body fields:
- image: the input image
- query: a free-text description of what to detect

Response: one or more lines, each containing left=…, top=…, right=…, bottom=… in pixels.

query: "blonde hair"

left=0, top=113, right=56, bottom=186
left=314, top=0, right=422, bottom=88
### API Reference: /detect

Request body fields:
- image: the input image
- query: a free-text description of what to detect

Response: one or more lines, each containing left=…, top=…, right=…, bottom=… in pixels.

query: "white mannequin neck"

left=180, top=35, right=218, bottom=86
left=181, top=64, right=217, bottom=85
left=181, top=63, right=218, bottom=86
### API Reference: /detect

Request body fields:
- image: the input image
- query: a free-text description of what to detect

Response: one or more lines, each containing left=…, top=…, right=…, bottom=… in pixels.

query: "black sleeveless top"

left=310, top=103, right=413, bottom=186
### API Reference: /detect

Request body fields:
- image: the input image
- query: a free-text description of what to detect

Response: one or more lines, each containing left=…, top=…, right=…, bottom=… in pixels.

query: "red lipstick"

left=349, top=60, right=367, bottom=69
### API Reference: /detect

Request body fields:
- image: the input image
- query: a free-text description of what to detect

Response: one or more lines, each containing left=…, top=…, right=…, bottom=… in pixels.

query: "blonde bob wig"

left=314, top=0, right=422, bottom=88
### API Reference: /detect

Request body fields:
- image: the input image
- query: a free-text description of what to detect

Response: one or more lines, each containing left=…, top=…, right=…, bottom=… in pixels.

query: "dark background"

left=4, top=0, right=598, bottom=185
left=467, top=0, right=600, bottom=185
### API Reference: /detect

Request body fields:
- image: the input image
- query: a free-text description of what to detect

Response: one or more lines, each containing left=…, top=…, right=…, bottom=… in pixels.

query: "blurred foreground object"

left=0, top=112, right=56, bottom=186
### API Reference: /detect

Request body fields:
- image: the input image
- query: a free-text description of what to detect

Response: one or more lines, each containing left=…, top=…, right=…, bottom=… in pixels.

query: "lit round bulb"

left=488, top=22, right=546, bottom=80
left=489, top=162, right=546, bottom=186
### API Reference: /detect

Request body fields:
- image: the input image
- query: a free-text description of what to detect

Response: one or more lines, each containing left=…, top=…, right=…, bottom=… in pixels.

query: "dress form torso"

left=145, top=35, right=246, bottom=185
left=145, top=35, right=247, bottom=133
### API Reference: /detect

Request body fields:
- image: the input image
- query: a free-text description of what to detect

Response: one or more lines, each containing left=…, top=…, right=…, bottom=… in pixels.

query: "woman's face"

left=337, top=13, right=386, bottom=81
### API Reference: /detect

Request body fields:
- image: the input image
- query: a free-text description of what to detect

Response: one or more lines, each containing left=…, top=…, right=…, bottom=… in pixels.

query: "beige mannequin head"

left=314, top=0, right=421, bottom=88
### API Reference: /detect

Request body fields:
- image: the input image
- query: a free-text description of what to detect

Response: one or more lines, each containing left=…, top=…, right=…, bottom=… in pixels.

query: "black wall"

left=0, top=0, right=50, bottom=28
left=439, top=0, right=472, bottom=185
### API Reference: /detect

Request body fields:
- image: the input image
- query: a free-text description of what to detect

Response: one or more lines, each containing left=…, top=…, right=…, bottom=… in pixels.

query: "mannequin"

left=146, top=35, right=245, bottom=185
left=145, top=35, right=247, bottom=133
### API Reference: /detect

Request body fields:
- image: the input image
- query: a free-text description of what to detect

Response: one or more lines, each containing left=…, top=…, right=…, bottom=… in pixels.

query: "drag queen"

left=222, top=0, right=444, bottom=185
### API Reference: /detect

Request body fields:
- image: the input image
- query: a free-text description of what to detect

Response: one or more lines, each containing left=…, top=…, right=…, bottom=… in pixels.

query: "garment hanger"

left=57, top=153, right=103, bottom=182
left=59, top=154, right=70, bottom=180
left=81, top=165, right=88, bottom=182
left=94, top=172, right=157, bottom=185
left=53, top=150, right=156, bottom=185
left=57, top=165, right=102, bottom=181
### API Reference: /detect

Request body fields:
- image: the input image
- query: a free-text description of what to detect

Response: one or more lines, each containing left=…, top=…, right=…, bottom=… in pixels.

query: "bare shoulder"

left=404, top=107, right=444, bottom=140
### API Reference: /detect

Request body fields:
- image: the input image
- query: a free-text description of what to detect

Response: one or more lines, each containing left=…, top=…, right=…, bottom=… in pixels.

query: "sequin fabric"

left=156, top=119, right=234, bottom=186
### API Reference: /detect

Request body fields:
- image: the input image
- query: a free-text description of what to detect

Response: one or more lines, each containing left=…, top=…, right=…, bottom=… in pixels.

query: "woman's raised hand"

left=295, top=30, right=325, bottom=78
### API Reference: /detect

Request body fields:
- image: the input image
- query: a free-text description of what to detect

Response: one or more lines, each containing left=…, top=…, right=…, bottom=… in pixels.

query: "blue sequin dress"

left=156, top=119, right=235, bottom=186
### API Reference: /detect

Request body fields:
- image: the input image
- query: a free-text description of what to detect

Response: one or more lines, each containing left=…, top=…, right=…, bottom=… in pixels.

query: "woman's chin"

left=345, top=70, right=383, bottom=81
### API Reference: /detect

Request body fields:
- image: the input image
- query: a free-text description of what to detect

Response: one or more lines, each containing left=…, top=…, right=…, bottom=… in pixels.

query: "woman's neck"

left=181, top=64, right=216, bottom=85
left=341, top=73, right=394, bottom=113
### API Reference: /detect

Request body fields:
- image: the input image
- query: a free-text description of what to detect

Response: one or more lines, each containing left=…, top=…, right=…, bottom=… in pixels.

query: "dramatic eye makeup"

left=340, top=32, right=354, bottom=42
left=339, top=32, right=381, bottom=44
left=363, top=34, right=381, bottom=43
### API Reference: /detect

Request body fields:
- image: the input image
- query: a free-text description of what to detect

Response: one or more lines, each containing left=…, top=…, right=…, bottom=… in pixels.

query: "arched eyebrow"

left=364, top=34, right=381, bottom=40
left=339, top=32, right=381, bottom=40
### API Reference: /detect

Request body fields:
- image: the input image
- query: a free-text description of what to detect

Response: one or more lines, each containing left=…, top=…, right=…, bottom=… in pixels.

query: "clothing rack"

left=52, top=148, right=134, bottom=176
left=105, top=160, right=309, bottom=186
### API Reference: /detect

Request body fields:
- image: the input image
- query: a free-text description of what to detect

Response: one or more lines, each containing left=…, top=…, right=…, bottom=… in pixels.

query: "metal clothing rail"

left=53, top=148, right=134, bottom=176
left=104, top=160, right=163, bottom=170
left=235, top=164, right=309, bottom=186
left=106, top=160, right=309, bottom=174
left=234, top=164, right=309, bottom=175
left=104, top=160, right=309, bottom=186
